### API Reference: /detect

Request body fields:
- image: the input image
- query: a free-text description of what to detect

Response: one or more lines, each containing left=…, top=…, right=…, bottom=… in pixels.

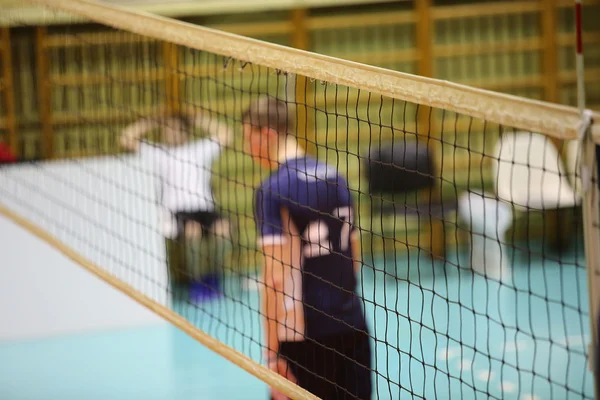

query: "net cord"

left=576, top=1, right=600, bottom=398
left=0, top=204, right=319, bottom=400
left=19, top=0, right=600, bottom=141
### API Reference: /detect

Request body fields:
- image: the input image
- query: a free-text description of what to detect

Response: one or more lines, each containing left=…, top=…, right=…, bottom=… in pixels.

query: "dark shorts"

left=276, top=329, right=372, bottom=400
left=174, top=210, right=220, bottom=238
left=166, top=210, right=220, bottom=286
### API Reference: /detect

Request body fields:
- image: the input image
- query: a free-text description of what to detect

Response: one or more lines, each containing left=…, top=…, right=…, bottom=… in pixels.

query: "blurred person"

left=119, top=110, right=233, bottom=304
left=243, top=97, right=372, bottom=400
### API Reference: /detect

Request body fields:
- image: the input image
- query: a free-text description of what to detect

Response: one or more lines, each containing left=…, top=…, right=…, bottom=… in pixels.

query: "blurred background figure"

left=119, top=111, right=233, bottom=305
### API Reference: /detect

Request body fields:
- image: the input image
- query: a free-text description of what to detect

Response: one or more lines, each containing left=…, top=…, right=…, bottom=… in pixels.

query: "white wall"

left=0, top=155, right=169, bottom=340
left=0, top=215, right=166, bottom=340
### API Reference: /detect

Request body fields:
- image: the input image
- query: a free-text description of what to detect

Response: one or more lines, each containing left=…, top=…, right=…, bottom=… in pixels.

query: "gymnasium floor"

left=0, top=246, right=594, bottom=400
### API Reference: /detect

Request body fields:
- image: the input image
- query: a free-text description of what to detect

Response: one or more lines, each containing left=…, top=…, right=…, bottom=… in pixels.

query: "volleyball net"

left=1, top=0, right=600, bottom=399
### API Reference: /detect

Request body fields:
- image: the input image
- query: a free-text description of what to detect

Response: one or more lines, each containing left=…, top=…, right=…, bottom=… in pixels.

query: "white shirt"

left=140, top=139, right=221, bottom=237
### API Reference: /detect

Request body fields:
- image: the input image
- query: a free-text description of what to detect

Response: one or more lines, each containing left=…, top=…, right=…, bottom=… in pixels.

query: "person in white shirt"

left=119, top=110, right=233, bottom=303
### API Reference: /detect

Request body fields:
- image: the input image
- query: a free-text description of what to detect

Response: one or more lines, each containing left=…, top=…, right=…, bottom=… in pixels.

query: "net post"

left=35, top=25, right=53, bottom=159
left=290, top=8, right=316, bottom=156
left=575, top=0, right=600, bottom=395
left=0, top=27, right=17, bottom=157
left=580, top=111, right=600, bottom=399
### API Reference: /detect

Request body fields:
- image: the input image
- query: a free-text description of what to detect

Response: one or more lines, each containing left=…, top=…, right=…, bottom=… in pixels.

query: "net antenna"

left=577, top=0, right=600, bottom=397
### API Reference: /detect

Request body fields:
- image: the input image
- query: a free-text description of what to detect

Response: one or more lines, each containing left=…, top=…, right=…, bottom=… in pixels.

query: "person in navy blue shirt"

left=242, top=97, right=372, bottom=400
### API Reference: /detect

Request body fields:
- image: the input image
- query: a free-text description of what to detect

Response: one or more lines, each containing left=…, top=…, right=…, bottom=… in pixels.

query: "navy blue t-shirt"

left=255, top=155, right=366, bottom=341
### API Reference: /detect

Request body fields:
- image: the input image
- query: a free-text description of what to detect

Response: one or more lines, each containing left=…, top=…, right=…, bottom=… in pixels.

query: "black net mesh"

left=0, top=7, right=595, bottom=400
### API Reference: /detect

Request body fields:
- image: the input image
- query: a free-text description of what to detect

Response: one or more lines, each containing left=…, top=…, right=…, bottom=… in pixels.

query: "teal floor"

left=0, top=246, right=594, bottom=400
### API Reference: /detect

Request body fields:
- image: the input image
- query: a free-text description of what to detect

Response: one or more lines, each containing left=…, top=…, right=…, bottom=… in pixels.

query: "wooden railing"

left=2, top=0, right=598, bottom=160
left=0, top=27, right=17, bottom=155
left=1, top=0, right=595, bottom=257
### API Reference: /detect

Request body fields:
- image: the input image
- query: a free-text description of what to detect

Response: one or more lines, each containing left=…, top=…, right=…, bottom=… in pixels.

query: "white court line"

left=242, top=277, right=261, bottom=292
left=458, top=360, right=472, bottom=371
left=557, top=334, right=589, bottom=348
left=504, top=340, right=528, bottom=352
left=438, top=348, right=459, bottom=361
left=501, top=381, right=516, bottom=393
left=477, top=370, right=495, bottom=382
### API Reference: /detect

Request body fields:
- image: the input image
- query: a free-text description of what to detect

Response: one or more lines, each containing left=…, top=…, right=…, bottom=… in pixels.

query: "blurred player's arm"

left=192, top=110, right=234, bottom=147
left=351, top=230, right=362, bottom=274
left=262, top=207, right=300, bottom=399
left=256, top=187, right=285, bottom=362
left=256, top=184, right=300, bottom=360
left=119, top=118, right=160, bottom=152
left=262, top=207, right=301, bottom=358
left=345, top=195, right=361, bottom=274
left=262, top=241, right=288, bottom=361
